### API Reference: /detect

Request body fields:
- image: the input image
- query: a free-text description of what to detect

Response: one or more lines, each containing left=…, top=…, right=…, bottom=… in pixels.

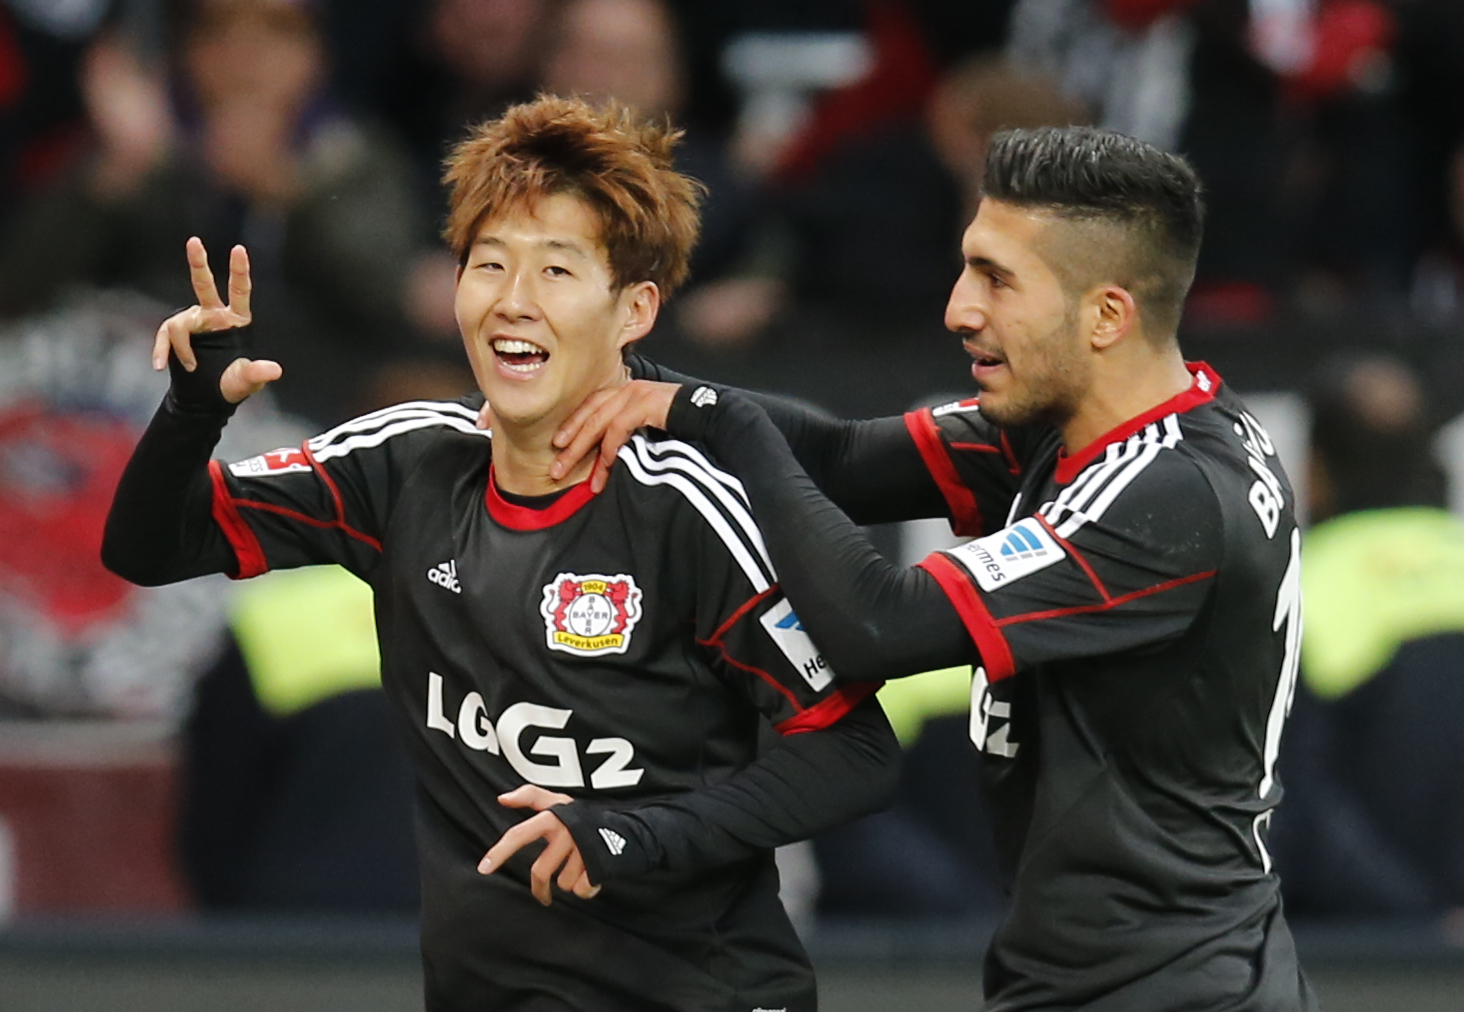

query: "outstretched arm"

left=477, top=695, right=900, bottom=901
left=516, top=356, right=945, bottom=524
left=624, top=355, right=944, bottom=524
left=668, top=386, right=975, bottom=682
left=102, top=238, right=282, bottom=585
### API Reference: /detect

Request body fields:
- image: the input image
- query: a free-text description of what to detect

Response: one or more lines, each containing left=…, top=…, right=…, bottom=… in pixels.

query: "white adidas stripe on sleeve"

left=617, top=438, right=775, bottom=592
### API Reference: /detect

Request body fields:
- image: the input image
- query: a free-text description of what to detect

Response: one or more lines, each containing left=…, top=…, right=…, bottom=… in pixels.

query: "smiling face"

left=456, top=192, right=658, bottom=436
left=944, top=199, right=1093, bottom=429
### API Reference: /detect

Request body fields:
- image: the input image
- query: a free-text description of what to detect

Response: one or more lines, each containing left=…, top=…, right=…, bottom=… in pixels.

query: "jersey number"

left=1253, top=528, right=1302, bottom=872
left=427, top=673, right=646, bottom=790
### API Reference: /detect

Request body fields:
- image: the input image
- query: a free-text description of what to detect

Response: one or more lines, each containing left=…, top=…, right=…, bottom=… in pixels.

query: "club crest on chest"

left=539, top=572, right=644, bottom=657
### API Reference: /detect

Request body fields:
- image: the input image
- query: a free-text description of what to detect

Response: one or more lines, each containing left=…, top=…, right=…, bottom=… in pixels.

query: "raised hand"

left=151, top=237, right=281, bottom=404
left=478, top=785, right=601, bottom=906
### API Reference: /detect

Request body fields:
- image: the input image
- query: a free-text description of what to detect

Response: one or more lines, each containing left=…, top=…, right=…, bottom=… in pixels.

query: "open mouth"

left=966, top=344, right=1006, bottom=369
left=492, top=337, right=550, bottom=373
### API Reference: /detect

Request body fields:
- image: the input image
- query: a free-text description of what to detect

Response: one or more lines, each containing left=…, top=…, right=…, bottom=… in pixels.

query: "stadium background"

left=2, top=0, right=1464, bottom=1008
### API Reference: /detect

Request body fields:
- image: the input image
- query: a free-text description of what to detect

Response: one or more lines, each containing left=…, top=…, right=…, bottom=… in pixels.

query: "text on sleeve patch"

left=946, top=517, right=1066, bottom=592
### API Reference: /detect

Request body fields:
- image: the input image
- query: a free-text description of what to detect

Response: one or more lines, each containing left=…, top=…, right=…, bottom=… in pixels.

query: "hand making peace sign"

left=151, top=236, right=282, bottom=404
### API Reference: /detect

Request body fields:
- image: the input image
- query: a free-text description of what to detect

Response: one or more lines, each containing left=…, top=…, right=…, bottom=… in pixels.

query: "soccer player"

left=101, top=96, right=899, bottom=1012
left=551, top=127, right=1317, bottom=1010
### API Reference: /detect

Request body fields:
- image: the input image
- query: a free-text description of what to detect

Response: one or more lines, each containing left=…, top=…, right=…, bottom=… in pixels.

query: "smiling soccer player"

left=102, top=96, right=897, bottom=1012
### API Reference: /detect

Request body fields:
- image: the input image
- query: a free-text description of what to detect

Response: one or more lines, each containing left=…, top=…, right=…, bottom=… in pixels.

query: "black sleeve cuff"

left=665, top=381, right=729, bottom=445
left=554, top=801, right=657, bottom=885
left=166, top=325, right=249, bottom=416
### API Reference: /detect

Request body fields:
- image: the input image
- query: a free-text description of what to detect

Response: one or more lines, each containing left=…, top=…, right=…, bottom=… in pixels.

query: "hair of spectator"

left=982, top=126, right=1206, bottom=339
left=1308, top=354, right=1447, bottom=517
left=442, top=94, right=705, bottom=298
left=184, top=0, right=319, bottom=38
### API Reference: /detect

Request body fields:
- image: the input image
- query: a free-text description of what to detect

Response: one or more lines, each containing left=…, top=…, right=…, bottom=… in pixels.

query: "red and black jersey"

left=659, top=360, right=1316, bottom=1012
left=897, top=363, right=1311, bottom=1010
left=205, top=398, right=877, bottom=1010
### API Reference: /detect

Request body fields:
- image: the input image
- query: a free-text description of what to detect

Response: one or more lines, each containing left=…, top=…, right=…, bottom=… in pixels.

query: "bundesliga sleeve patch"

left=758, top=598, right=835, bottom=691
left=540, top=573, right=644, bottom=657
left=946, top=517, right=1065, bottom=592
left=228, top=446, right=312, bottom=476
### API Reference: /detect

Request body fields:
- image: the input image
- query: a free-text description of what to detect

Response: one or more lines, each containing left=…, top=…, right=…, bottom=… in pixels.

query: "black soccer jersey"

left=901, top=363, right=1313, bottom=1010
left=206, top=398, right=878, bottom=1011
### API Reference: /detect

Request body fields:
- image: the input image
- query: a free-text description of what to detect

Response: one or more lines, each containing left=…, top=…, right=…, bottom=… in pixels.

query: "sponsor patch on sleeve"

left=229, top=447, right=312, bottom=477
left=759, top=597, right=834, bottom=691
left=946, top=517, right=1065, bottom=592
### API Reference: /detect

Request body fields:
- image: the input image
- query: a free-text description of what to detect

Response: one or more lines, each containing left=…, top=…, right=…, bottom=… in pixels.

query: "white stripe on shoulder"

left=308, top=400, right=481, bottom=451
left=312, top=412, right=487, bottom=462
left=635, top=435, right=748, bottom=501
left=616, top=437, right=773, bottom=592
left=1044, top=415, right=1185, bottom=539
left=627, top=434, right=774, bottom=576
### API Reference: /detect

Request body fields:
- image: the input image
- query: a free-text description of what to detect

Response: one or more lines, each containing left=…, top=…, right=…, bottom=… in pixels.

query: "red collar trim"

left=1053, top=362, right=1221, bottom=485
left=484, top=465, right=596, bottom=530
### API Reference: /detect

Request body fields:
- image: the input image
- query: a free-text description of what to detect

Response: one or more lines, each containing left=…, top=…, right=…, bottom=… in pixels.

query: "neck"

left=1060, top=345, right=1194, bottom=454
left=492, top=419, right=593, bottom=496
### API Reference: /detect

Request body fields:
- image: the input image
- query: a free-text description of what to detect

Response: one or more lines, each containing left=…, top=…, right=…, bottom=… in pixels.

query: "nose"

left=494, top=265, right=541, bottom=323
left=944, top=271, right=987, bottom=336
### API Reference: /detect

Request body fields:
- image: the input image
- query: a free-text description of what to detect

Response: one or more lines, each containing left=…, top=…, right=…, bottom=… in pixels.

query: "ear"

left=616, top=281, right=661, bottom=350
left=1088, top=284, right=1138, bottom=351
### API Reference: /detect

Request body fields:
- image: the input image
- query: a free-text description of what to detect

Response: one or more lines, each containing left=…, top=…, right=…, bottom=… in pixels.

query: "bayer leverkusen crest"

left=540, top=573, right=643, bottom=657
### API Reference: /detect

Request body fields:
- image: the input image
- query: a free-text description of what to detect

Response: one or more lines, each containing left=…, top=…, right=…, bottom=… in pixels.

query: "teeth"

left=492, top=338, right=546, bottom=355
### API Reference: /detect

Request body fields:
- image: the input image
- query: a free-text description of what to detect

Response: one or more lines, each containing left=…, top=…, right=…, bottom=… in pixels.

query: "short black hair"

left=982, top=126, right=1205, bottom=336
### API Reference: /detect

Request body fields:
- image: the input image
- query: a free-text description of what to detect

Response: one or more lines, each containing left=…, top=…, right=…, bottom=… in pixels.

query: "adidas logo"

left=998, top=525, right=1051, bottom=562
left=598, top=827, right=627, bottom=856
left=690, top=385, right=718, bottom=408
left=427, top=560, right=461, bottom=594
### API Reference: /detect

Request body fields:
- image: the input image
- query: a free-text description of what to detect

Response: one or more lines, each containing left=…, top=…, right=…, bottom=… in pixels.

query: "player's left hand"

left=479, top=785, right=602, bottom=906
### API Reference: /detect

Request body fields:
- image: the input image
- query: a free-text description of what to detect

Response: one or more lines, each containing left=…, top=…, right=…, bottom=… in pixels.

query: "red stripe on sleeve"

left=208, top=460, right=268, bottom=579
left=903, top=408, right=984, bottom=537
left=1034, top=515, right=1110, bottom=601
left=775, top=680, right=882, bottom=736
left=303, top=443, right=383, bottom=550
left=993, top=569, right=1217, bottom=628
left=918, top=551, right=1016, bottom=682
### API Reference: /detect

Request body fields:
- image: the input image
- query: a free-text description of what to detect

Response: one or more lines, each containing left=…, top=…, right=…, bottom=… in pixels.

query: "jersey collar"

left=1053, top=362, right=1221, bottom=485
left=485, top=465, right=597, bottom=530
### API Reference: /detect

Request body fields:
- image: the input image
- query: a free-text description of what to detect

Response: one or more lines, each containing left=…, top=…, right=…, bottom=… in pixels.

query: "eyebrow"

left=473, top=235, right=591, bottom=259
left=966, top=255, right=1015, bottom=278
left=960, top=254, right=1018, bottom=282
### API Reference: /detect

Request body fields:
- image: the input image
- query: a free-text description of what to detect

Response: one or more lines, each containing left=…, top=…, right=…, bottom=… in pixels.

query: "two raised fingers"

left=152, top=238, right=253, bottom=372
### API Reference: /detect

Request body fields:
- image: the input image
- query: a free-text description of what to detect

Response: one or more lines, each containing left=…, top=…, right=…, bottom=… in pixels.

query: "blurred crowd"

left=3, top=0, right=1464, bottom=931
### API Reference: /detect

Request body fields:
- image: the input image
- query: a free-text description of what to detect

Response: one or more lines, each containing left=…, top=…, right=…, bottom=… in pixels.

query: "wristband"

left=554, top=801, right=655, bottom=885
left=166, top=325, right=249, bottom=416
left=666, top=382, right=726, bottom=444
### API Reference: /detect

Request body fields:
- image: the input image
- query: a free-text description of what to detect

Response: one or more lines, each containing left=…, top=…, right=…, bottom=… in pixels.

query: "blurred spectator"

left=1273, top=355, right=1464, bottom=920
left=1397, top=0, right=1464, bottom=321
left=181, top=564, right=417, bottom=912
left=0, top=0, right=100, bottom=228
left=772, top=55, right=1084, bottom=322
left=378, top=0, right=555, bottom=194
left=0, top=1, right=431, bottom=425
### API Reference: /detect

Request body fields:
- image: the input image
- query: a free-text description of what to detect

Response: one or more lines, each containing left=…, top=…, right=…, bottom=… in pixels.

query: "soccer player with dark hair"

left=101, top=95, right=899, bottom=1012
left=553, top=126, right=1317, bottom=1009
